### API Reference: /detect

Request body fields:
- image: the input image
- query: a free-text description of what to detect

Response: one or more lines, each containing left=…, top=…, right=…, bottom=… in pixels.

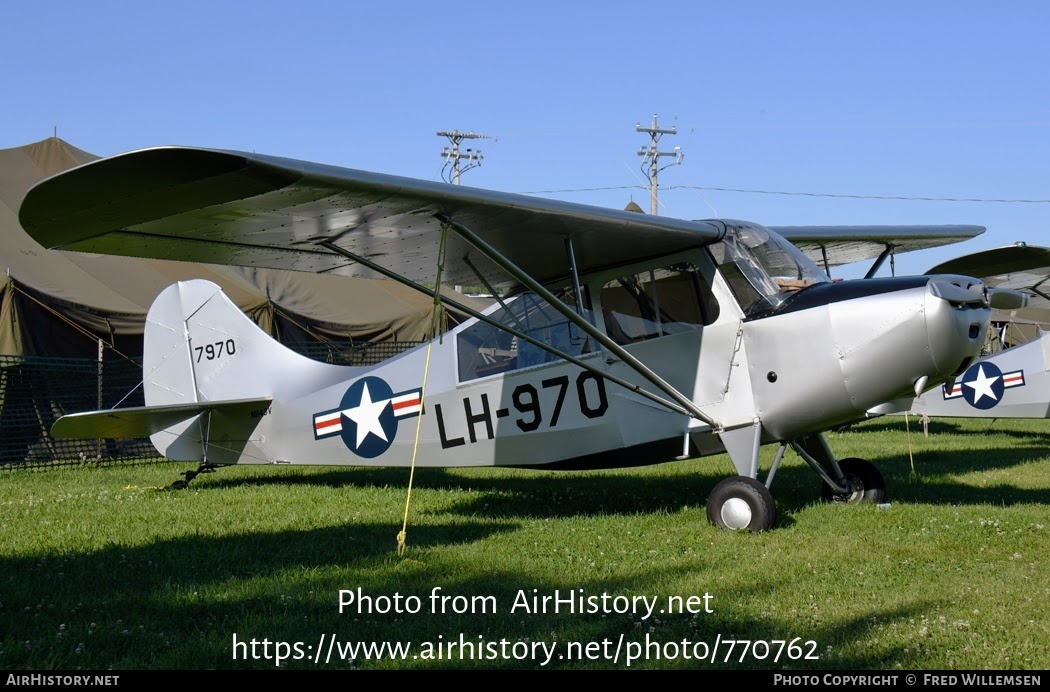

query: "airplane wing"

left=19, top=146, right=725, bottom=289
left=773, top=225, right=985, bottom=271
left=926, top=244, right=1050, bottom=309
left=50, top=397, right=273, bottom=439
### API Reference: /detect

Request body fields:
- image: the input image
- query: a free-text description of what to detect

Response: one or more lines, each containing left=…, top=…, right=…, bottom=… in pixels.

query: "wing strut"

left=864, top=245, right=895, bottom=279
left=437, top=215, right=717, bottom=427
left=565, top=236, right=587, bottom=316
left=315, top=241, right=694, bottom=418
left=462, top=256, right=528, bottom=332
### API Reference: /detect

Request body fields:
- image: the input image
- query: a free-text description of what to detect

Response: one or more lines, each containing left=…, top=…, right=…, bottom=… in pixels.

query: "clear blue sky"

left=4, top=1, right=1047, bottom=277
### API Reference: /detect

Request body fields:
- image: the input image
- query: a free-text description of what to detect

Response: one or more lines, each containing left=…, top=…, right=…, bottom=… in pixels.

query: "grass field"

left=2, top=416, right=1048, bottom=670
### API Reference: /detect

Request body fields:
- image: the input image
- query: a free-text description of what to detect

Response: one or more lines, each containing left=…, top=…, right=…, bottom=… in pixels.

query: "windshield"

left=709, top=222, right=831, bottom=314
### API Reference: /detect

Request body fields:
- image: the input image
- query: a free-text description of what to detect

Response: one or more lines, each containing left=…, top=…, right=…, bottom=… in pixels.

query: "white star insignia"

left=342, top=382, right=390, bottom=447
left=964, top=365, right=1000, bottom=404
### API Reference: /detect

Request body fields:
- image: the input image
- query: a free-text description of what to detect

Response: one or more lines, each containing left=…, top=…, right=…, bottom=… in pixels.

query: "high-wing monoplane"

left=18, top=146, right=992, bottom=531
left=871, top=244, right=1050, bottom=421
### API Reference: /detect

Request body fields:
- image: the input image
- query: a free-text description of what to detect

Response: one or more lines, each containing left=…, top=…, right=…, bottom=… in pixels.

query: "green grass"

left=2, top=416, right=1048, bottom=670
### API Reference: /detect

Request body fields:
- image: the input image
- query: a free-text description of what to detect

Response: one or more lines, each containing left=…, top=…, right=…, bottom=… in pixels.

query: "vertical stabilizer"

left=141, top=280, right=350, bottom=463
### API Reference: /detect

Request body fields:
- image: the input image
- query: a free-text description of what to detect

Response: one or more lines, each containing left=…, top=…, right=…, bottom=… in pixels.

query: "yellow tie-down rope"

left=397, top=224, right=450, bottom=557
left=904, top=411, right=917, bottom=481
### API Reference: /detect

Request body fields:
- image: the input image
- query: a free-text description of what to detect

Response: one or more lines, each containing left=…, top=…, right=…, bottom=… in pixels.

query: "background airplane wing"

left=773, top=225, right=985, bottom=271
left=20, top=146, right=725, bottom=289
left=926, top=244, right=1050, bottom=308
left=926, top=244, right=1050, bottom=340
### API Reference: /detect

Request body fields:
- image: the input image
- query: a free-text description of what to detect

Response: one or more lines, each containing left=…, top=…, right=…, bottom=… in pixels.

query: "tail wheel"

left=707, top=476, right=777, bottom=532
left=822, top=457, right=886, bottom=504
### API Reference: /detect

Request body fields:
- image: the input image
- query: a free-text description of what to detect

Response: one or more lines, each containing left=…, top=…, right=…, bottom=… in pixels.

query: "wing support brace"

left=462, top=256, right=528, bottom=333
left=315, top=240, right=695, bottom=419
left=1031, top=285, right=1050, bottom=304
left=864, top=245, right=895, bottom=279
left=437, top=215, right=717, bottom=427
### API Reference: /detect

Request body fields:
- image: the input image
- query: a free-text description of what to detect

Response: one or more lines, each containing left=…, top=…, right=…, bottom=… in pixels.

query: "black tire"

left=706, top=476, right=777, bottom=532
left=821, top=457, right=886, bottom=504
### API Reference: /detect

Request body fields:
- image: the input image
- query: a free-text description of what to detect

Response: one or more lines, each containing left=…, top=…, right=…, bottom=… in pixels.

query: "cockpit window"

left=456, top=286, right=594, bottom=381
left=600, top=263, right=718, bottom=345
left=709, top=224, right=830, bottom=315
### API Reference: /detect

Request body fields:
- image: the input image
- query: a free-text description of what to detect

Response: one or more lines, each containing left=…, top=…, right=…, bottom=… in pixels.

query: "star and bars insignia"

left=312, top=376, right=423, bottom=458
left=942, top=361, right=1025, bottom=410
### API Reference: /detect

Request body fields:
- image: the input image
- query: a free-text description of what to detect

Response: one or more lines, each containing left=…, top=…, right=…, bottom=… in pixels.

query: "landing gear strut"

left=169, top=462, right=217, bottom=490
left=821, top=457, right=885, bottom=504
left=168, top=410, right=218, bottom=490
left=707, top=426, right=889, bottom=532
left=790, top=434, right=887, bottom=505
left=708, top=424, right=787, bottom=532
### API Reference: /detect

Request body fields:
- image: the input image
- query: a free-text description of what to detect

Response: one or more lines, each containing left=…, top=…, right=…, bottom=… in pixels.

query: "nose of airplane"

left=744, top=274, right=990, bottom=440
left=834, top=274, right=989, bottom=408
left=923, top=274, right=990, bottom=378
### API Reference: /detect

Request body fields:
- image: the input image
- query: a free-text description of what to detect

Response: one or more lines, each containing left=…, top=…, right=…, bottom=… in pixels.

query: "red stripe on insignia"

left=314, top=412, right=342, bottom=435
left=392, top=397, right=419, bottom=411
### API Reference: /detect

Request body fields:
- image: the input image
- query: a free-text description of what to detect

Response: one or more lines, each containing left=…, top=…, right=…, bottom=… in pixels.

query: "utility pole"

left=437, top=130, right=491, bottom=293
left=437, top=130, right=491, bottom=185
left=636, top=114, right=683, bottom=215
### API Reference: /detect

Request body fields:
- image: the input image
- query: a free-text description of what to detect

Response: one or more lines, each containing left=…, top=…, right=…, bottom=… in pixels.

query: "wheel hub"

left=833, top=474, right=864, bottom=503
left=720, top=497, right=753, bottom=530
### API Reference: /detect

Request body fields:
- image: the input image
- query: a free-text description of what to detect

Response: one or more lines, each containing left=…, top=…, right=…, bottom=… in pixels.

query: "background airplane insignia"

left=942, top=361, right=1025, bottom=410
left=312, top=377, right=423, bottom=458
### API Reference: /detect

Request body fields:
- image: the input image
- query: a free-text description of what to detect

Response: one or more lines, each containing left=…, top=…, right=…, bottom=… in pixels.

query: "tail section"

left=144, top=280, right=286, bottom=407
left=139, top=279, right=347, bottom=463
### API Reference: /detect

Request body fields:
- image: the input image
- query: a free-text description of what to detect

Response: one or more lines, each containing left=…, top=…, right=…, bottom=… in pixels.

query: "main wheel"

left=706, top=476, right=777, bottom=532
left=821, top=457, right=886, bottom=504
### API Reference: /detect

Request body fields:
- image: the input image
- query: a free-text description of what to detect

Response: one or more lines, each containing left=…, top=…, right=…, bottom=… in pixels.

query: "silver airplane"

left=18, top=146, right=992, bottom=531
left=871, top=244, right=1050, bottom=421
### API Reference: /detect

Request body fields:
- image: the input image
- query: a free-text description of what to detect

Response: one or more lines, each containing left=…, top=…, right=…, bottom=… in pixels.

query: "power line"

left=669, top=185, right=1050, bottom=203
left=518, top=185, right=641, bottom=194
left=515, top=183, right=1050, bottom=204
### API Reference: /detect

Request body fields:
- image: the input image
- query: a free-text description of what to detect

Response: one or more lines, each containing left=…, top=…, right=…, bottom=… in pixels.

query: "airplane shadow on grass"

left=184, top=463, right=739, bottom=520
left=167, top=435, right=1050, bottom=526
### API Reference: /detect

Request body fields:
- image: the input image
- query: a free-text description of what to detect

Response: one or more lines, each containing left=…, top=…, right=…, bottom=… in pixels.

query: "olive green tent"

left=0, top=137, right=490, bottom=467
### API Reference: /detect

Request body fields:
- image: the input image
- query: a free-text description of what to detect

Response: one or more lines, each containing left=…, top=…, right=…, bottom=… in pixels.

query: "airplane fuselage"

left=145, top=224, right=988, bottom=472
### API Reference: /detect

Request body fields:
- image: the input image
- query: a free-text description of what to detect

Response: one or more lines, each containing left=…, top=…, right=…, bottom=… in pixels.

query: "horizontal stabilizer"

left=51, top=397, right=274, bottom=439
